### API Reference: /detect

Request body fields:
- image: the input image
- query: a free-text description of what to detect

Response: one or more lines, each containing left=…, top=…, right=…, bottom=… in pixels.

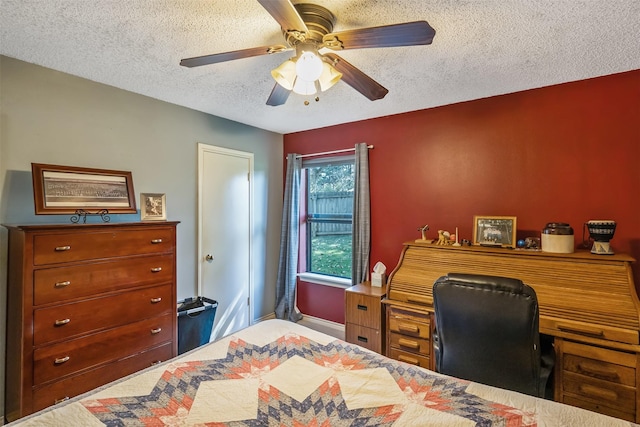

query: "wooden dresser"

left=345, top=282, right=386, bottom=353
left=3, top=221, right=179, bottom=422
left=383, top=241, right=640, bottom=422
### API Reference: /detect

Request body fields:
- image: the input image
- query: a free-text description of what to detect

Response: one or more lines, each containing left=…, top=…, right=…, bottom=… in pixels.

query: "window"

left=303, top=156, right=354, bottom=280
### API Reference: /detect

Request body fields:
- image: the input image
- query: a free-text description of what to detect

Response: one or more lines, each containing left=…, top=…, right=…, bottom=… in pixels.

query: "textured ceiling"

left=1, top=1, right=639, bottom=134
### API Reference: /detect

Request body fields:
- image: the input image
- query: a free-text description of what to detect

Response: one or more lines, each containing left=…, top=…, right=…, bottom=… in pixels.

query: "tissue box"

left=371, top=273, right=386, bottom=287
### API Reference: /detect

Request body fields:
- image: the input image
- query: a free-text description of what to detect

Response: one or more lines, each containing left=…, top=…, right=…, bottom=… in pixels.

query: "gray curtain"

left=352, top=143, right=371, bottom=285
left=275, top=153, right=303, bottom=322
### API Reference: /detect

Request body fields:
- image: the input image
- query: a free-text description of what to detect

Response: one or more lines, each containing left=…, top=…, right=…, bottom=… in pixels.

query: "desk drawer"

left=33, top=228, right=175, bottom=265
left=32, top=342, right=173, bottom=413
left=564, top=353, right=635, bottom=386
left=563, top=371, right=635, bottom=413
left=389, top=348, right=430, bottom=369
left=34, top=255, right=174, bottom=305
left=389, top=332, right=430, bottom=355
left=34, top=284, right=173, bottom=345
left=388, top=316, right=430, bottom=340
left=33, top=313, right=173, bottom=385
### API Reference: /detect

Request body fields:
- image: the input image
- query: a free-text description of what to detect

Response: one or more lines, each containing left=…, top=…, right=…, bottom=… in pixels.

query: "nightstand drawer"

left=346, top=323, right=381, bottom=353
left=345, top=292, right=381, bottom=329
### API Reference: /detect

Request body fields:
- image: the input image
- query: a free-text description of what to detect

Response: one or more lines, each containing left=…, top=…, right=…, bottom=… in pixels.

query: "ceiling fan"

left=180, top=1, right=436, bottom=106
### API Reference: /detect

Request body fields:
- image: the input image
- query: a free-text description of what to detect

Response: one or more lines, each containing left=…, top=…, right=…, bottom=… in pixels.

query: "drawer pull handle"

left=54, top=356, right=70, bottom=364
left=398, top=354, right=420, bottom=366
left=398, top=323, right=419, bottom=333
left=150, top=297, right=162, bottom=303
left=577, top=362, right=620, bottom=380
left=54, top=246, right=71, bottom=252
left=357, top=336, right=368, bottom=343
left=579, top=384, right=618, bottom=401
left=398, top=338, right=420, bottom=349
left=151, top=267, right=162, bottom=273
left=151, top=327, right=162, bottom=334
left=151, top=239, right=163, bottom=244
left=54, top=396, right=70, bottom=404
left=357, top=304, right=368, bottom=311
left=54, top=318, right=70, bottom=326
left=151, top=360, right=162, bottom=366
left=54, top=281, right=71, bottom=288
left=557, top=324, right=604, bottom=337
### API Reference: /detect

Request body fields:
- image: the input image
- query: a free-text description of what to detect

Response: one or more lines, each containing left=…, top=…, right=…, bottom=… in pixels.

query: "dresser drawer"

left=34, top=284, right=173, bottom=345
left=34, top=255, right=174, bottom=305
left=389, top=348, right=430, bottom=369
left=389, top=332, right=430, bottom=355
left=33, top=313, right=173, bottom=385
left=32, top=342, right=173, bottom=413
left=345, top=292, right=381, bottom=329
left=345, top=324, right=381, bottom=353
left=33, top=227, right=175, bottom=265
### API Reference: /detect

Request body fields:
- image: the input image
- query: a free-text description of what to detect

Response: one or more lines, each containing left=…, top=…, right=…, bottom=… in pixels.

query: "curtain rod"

left=293, top=144, right=374, bottom=159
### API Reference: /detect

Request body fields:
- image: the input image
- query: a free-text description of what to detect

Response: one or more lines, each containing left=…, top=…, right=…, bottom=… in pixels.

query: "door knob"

left=205, top=254, right=214, bottom=261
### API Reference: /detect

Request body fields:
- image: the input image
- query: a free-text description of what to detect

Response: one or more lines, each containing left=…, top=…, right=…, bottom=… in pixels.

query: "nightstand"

left=345, top=282, right=386, bottom=353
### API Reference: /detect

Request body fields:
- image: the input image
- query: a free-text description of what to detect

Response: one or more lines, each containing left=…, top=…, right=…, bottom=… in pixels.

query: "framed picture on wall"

left=140, top=193, right=167, bottom=221
left=473, top=216, right=517, bottom=248
left=32, top=163, right=136, bottom=215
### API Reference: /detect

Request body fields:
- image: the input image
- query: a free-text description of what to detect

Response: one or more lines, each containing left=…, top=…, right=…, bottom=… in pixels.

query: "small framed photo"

left=32, top=163, right=136, bottom=215
left=140, top=193, right=167, bottom=221
left=473, top=216, right=517, bottom=248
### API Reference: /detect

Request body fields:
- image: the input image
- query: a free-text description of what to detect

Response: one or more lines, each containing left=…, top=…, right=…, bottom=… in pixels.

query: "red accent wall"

left=285, top=70, right=640, bottom=324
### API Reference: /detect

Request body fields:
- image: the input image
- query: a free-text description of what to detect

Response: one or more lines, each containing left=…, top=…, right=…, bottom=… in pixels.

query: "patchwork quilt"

left=8, top=319, right=637, bottom=426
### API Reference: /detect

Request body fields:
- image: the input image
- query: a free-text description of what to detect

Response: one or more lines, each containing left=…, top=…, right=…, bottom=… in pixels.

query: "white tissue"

left=371, top=262, right=386, bottom=287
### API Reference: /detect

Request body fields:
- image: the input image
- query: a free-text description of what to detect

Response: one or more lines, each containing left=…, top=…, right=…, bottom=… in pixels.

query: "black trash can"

left=177, top=296, right=218, bottom=355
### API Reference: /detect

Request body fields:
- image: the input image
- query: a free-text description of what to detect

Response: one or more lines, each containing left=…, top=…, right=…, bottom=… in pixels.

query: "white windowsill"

left=297, top=272, right=352, bottom=289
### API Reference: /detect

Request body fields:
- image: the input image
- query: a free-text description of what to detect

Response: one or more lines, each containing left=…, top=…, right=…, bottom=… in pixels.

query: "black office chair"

left=432, top=273, right=554, bottom=398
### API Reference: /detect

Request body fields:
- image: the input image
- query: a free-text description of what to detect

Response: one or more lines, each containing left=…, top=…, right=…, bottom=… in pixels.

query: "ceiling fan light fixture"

left=295, top=50, right=323, bottom=82
left=271, top=59, right=297, bottom=90
left=318, top=61, right=342, bottom=92
left=292, top=78, right=318, bottom=95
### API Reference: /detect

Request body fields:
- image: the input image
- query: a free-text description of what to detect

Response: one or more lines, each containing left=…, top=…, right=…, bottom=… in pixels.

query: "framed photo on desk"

left=473, top=216, right=517, bottom=248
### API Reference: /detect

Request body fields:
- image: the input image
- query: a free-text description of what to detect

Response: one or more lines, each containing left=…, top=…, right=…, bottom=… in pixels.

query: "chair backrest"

left=433, top=273, right=542, bottom=396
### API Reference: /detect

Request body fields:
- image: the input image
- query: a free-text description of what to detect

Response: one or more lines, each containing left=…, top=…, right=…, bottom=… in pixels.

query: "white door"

left=198, top=143, right=253, bottom=341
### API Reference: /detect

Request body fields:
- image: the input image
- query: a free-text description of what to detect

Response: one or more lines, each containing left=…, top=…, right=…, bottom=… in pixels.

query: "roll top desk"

left=383, top=241, right=639, bottom=422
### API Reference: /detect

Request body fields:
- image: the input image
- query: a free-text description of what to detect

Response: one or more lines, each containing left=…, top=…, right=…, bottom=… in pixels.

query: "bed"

left=8, top=319, right=637, bottom=426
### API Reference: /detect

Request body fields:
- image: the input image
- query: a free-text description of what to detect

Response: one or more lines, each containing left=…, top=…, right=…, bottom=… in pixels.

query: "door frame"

left=197, top=142, right=254, bottom=327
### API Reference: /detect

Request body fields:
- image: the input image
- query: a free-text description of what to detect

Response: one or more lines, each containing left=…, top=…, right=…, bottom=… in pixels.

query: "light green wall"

left=0, top=55, right=284, bottom=419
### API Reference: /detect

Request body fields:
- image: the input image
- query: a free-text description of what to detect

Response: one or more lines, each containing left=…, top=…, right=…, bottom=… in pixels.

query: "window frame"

left=297, top=155, right=355, bottom=288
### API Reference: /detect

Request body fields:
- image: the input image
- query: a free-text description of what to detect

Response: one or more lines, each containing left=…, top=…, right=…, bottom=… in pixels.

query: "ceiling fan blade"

left=180, top=45, right=290, bottom=68
left=323, top=53, right=388, bottom=101
left=323, top=21, right=435, bottom=50
left=257, top=0, right=308, bottom=33
left=266, top=83, right=291, bottom=106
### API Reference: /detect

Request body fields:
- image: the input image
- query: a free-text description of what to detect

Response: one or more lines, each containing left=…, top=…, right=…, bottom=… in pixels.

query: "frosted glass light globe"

left=295, top=51, right=323, bottom=82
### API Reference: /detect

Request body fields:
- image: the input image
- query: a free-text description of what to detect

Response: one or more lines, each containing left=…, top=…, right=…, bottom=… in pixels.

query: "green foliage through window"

left=306, top=162, right=354, bottom=279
